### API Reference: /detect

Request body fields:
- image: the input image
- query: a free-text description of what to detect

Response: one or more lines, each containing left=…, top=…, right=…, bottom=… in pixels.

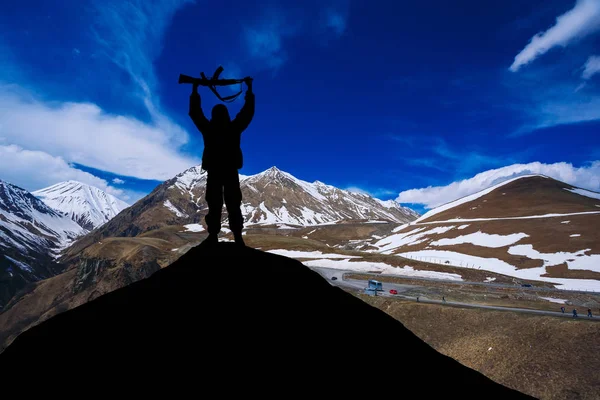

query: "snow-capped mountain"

left=0, top=180, right=85, bottom=308
left=369, top=175, right=600, bottom=291
left=172, top=166, right=418, bottom=226
left=33, top=181, right=129, bottom=231
left=66, top=165, right=419, bottom=255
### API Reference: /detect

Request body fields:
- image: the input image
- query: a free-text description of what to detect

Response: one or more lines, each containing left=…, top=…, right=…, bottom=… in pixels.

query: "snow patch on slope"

left=431, top=231, right=529, bottom=248
left=508, top=245, right=600, bottom=273
left=399, top=249, right=600, bottom=291
left=565, top=187, right=600, bottom=200
left=164, top=200, right=188, bottom=218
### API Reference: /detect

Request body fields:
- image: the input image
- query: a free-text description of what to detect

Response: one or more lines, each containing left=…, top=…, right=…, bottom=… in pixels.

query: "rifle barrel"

left=179, top=74, right=244, bottom=86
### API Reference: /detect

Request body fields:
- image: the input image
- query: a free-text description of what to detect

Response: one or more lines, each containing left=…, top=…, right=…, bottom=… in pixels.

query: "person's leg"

left=205, top=170, right=224, bottom=242
left=223, top=169, right=244, bottom=245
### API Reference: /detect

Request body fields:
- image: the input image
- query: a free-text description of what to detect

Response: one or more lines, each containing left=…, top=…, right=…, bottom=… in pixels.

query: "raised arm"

left=188, top=84, right=209, bottom=133
left=233, top=78, right=255, bottom=133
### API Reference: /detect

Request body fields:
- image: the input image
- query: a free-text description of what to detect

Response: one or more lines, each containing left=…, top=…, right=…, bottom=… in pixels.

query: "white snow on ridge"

left=570, top=234, right=581, bottom=237
left=415, top=211, right=600, bottom=224
left=415, top=175, right=546, bottom=223
left=431, top=231, right=529, bottom=248
left=163, top=200, right=188, bottom=218
left=565, top=187, right=600, bottom=200
left=508, top=245, right=600, bottom=273
left=34, top=181, right=129, bottom=230
left=373, top=226, right=455, bottom=252
left=0, top=181, right=84, bottom=250
left=398, top=249, right=600, bottom=291
left=539, top=297, right=567, bottom=304
left=457, top=224, right=469, bottom=230
left=4, top=255, right=34, bottom=273
left=184, top=223, right=205, bottom=232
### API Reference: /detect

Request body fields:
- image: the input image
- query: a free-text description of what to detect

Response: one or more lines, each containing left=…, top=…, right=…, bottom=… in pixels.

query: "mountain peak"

left=416, top=174, right=600, bottom=223
left=33, top=181, right=129, bottom=231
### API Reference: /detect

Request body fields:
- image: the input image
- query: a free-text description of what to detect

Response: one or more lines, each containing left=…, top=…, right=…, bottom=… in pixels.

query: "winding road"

left=310, top=266, right=600, bottom=321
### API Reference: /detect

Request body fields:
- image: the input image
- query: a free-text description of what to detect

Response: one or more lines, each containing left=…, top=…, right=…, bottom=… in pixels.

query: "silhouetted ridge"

left=0, top=244, right=532, bottom=398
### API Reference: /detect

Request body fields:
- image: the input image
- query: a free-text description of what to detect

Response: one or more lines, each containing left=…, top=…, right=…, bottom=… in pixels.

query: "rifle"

left=179, top=66, right=250, bottom=103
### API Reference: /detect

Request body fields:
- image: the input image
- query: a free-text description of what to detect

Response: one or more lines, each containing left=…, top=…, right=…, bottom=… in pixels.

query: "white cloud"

left=346, top=186, right=396, bottom=198
left=91, top=0, right=193, bottom=145
left=112, top=178, right=125, bottom=184
left=510, top=0, right=600, bottom=72
left=396, top=161, right=600, bottom=209
left=0, top=86, right=199, bottom=180
left=0, top=145, right=125, bottom=199
left=582, top=55, right=600, bottom=79
left=324, top=9, right=347, bottom=36
left=243, top=3, right=348, bottom=71
left=243, top=10, right=297, bottom=71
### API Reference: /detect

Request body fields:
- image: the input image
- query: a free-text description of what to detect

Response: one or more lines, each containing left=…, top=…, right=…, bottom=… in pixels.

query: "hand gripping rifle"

left=179, top=65, right=250, bottom=103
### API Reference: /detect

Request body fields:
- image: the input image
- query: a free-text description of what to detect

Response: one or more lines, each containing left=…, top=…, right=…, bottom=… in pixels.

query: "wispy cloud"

left=322, top=8, right=348, bottom=37
left=0, top=86, right=199, bottom=181
left=91, top=0, right=193, bottom=137
left=582, top=55, right=600, bottom=79
left=112, top=178, right=125, bottom=184
left=0, top=1, right=199, bottom=200
left=0, top=144, right=125, bottom=199
left=346, top=186, right=396, bottom=198
left=243, top=11, right=295, bottom=71
left=509, top=0, right=600, bottom=72
left=396, top=161, right=600, bottom=209
left=391, top=134, right=520, bottom=178
left=243, top=2, right=349, bottom=71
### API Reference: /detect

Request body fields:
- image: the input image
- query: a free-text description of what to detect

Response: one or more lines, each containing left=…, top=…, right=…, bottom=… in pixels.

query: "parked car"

left=389, top=289, right=398, bottom=295
left=331, top=276, right=338, bottom=281
left=521, top=284, right=532, bottom=287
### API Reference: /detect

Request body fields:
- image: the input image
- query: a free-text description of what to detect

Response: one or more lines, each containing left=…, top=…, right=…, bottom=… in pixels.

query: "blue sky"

left=0, top=0, right=599, bottom=211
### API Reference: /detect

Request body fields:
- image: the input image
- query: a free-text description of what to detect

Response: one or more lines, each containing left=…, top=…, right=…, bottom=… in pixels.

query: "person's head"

left=211, top=104, right=231, bottom=124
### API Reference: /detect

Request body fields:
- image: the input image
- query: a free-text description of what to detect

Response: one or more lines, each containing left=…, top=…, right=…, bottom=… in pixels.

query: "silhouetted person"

left=572, top=309, right=578, bottom=318
left=588, top=308, right=593, bottom=318
left=560, top=306, right=565, bottom=314
left=189, top=78, right=255, bottom=246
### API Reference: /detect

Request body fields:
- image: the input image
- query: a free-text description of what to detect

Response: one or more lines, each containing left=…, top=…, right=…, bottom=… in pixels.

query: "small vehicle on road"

left=331, top=276, right=338, bottom=281
left=389, top=289, right=398, bottom=295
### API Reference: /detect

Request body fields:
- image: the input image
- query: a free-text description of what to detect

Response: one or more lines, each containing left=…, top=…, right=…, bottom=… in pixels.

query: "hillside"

left=0, top=180, right=84, bottom=308
left=0, top=243, right=531, bottom=399
left=367, top=175, right=600, bottom=291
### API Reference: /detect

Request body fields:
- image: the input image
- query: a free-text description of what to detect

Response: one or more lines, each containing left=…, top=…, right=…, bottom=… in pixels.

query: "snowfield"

left=301, top=258, right=463, bottom=281
left=508, top=245, right=600, bottom=273
left=374, top=225, right=456, bottom=253
left=184, top=223, right=205, bottom=232
left=399, top=249, right=600, bottom=291
left=431, top=231, right=529, bottom=248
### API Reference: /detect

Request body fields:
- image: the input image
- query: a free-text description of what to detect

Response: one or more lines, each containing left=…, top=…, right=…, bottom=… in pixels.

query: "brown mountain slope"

left=420, top=175, right=600, bottom=223
left=372, top=175, right=600, bottom=289
left=0, top=243, right=532, bottom=400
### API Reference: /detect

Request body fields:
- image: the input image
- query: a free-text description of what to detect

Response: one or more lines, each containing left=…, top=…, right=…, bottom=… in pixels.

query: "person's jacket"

left=189, top=90, right=255, bottom=171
